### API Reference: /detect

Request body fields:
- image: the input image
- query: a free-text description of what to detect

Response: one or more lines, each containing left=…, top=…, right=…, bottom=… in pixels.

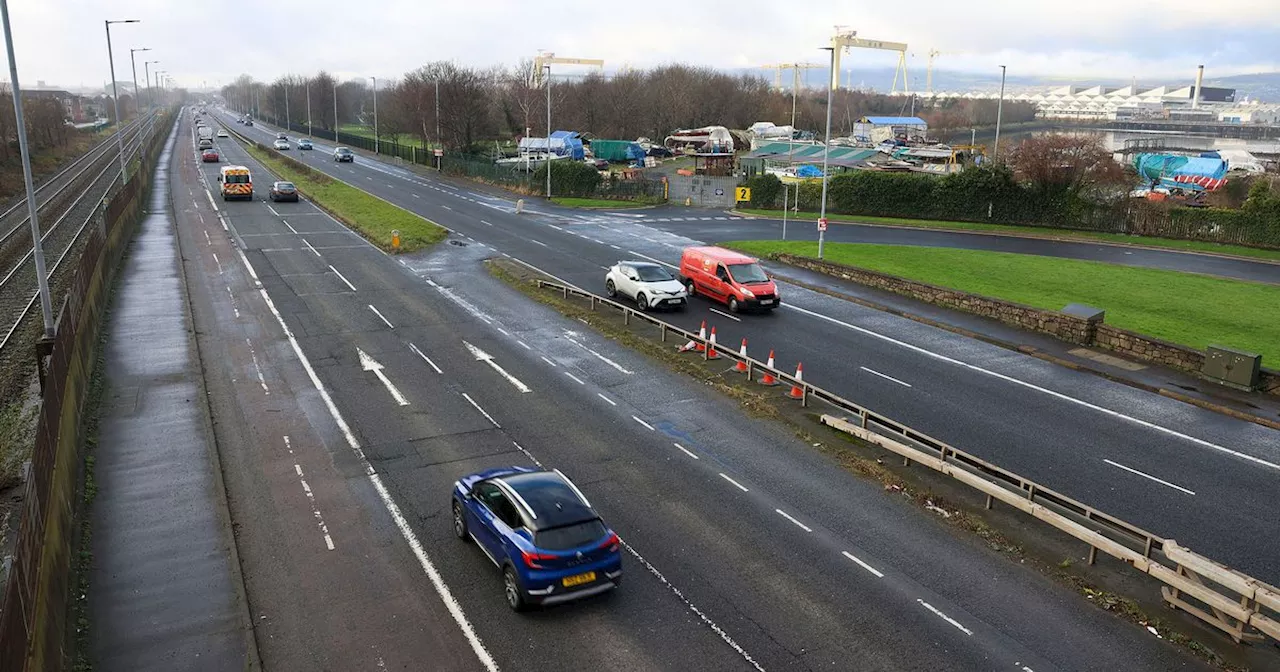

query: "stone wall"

left=1093, top=325, right=1206, bottom=372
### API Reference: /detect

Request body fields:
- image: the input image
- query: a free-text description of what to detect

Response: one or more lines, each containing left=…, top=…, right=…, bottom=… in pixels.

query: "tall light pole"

left=144, top=59, right=158, bottom=111
left=544, top=65, right=552, bottom=199
left=817, top=47, right=835, bottom=260
left=1, top=0, right=54, bottom=338
left=104, top=19, right=139, bottom=182
left=129, top=47, right=149, bottom=120
left=283, top=78, right=290, bottom=132
left=333, top=81, right=339, bottom=143
left=370, top=76, right=379, bottom=154
left=993, top=65, right=1007, bottom=160
left=306, top=79, right=312, bottom=137
left=434, top=78, right=440, bottom=152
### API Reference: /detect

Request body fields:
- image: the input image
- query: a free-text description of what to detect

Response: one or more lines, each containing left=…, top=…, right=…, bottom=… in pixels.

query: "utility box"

left=1202, top=345, right=1261, bottom=391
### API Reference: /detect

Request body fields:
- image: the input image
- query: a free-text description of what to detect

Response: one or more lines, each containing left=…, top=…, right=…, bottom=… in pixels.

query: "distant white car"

left=605, top=261, right=687, bottom=311
left=216, top=129, right=228, bottom=138
left=273, top=139, right=290, bottom=150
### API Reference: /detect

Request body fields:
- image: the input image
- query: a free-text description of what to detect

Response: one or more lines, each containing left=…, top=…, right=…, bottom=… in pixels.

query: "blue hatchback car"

left=452, top=467, right=622, bottom=611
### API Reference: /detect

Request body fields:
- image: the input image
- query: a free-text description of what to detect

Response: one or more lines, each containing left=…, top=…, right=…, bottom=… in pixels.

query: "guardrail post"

left=984, top=494, right=993, bottom=510
left=746, top=360, right=753, bottom=379
left=590, top=296, right=596, bottom=311
left=802, top=385, right=809, bottom=407
left=659, top=323, right=666, bottom=342
left=1088, top=545, right=1098, bottom=566
left=624, top=309, right=630, bottom=326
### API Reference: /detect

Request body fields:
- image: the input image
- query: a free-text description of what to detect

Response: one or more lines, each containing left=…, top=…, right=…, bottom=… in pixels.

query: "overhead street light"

left=369, top=76, right=379, bottom=154
left=544, top=65, right=551, bottom=200
left=817, top=47, right=834, bottom=260
left=144, top=59, right=159, bottom=111
left=994, top=65, right=1007, bottom=160
left=129, top=47, right=149, bottom=119
left=104, top=19, right=140, bottom=182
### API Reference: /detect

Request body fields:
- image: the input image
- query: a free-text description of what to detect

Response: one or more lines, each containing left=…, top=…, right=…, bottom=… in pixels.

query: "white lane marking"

left=859, top=366, right=913, bottom=388
left=481, top=220, right=493, bottom=226
left=563, top=333, right=634, bottom=374
left=212, top=253, right=223, bottom=274
left=204, top=230, right=212, bottom=246
left=609, top=244, right=622, bottom=250
left=842, top=551, right=885, bottom=578
left=782, top=303, right=1280, bottom=472
left=673, top=443, right=700, bottom=460
left=628, top=250, right=678, bottom=270
left=496, top=328, right=510, bottom=336
left=205, top=189, right=219, bottom=211
left=511, top=440, right=544, bottom=468
left=412, top=193, right=420, bottom=198
left=1103, top=459, right=1197, bottom=495
left=291, top=457, right=336, bottom=550
left=283, top=219, right=298, bottom=234
left=357, top=348, right=409, bottom=406
left=462, top=392, right=501, bottom=427
left=303, top=239, right=322, bottom=257
left=368, top=304, right=395, bottom=328
left=917, top=599, right=973, bottom=636
left=530, top=239, right=549, bottom=247
left=719, top=473, right=749, bottom=492
left=775, top=509, right=812, bottom=532
left=564, top=371, right=585, bottom=385
left=597, top=393, right=617, bottom=406
left=245, top=338, right=269, bottom=394
left=548, top=224, right=563, bottom=231
left=441, top=205, right=452, bottom=211
left=267, top=204, right=282, bottom=216
left=463, top=341, right=532, bottom=393
left=540, top=356, right=557, bottom=367
left=708, top=308, right=740, bottom=322
left=225, top=286, right=240, bottom=318
left=632, top=416, right=655, bottom=431
left=517, top=340, right=532, bottom=351
left=330, top=265, right=357, bottom=292
left=235, top=248, right=261, bottom=287
left=618, top=538, right=765, bottom=672
left=408, top=342, right=443, bottom=374
left=592, top=238, right=606, bottom=245
left=432, top=282, right=494, bottom=324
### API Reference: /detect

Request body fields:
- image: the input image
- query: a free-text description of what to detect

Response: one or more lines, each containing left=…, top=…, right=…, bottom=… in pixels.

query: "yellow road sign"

left=735, top=187, right=751, bottom=202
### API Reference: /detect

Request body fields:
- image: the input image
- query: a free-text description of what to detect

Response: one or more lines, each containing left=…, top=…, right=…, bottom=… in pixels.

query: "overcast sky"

left=6, top=0, right=1278, bottom=91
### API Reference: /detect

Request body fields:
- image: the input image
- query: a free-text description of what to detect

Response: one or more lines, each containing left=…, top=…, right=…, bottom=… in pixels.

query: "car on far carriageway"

left=276, top=132, right=287, bottom=140
left=216, top=129, right=229, bottom=138
left=297, top=138, right=313, bottom=150
left=605, top=261, right=687, bottom=311
left=273, top=138, right=290, bottom=150
left=269, top=181, right=298, bottom=202
left=201, top=149, right=219, bottom=163
left=452, top=466, right=622, bottom=612
left=333, top=146, right=354, bottom=162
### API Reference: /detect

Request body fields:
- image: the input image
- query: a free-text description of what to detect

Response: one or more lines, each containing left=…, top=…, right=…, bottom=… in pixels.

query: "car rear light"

left=521, top=549, right=557, bottom=569
left=598, top=532, right=620, bottom=553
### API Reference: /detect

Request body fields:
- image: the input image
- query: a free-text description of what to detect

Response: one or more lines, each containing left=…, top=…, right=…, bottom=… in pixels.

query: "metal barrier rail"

left=532, top=277, right=1280, bottom=646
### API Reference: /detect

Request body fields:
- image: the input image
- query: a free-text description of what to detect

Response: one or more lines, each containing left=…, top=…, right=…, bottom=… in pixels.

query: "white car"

left=216, top=129, right=229, bottom=138
left=605, top=261, right=687, bottom=311
left=273, top=139, right=290, bottom=150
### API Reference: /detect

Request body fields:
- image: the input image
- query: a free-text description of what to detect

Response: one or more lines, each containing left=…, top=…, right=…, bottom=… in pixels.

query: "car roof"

left=685, top=245, right=757, bottom=265
left=498, top=471, right=596, bottom=531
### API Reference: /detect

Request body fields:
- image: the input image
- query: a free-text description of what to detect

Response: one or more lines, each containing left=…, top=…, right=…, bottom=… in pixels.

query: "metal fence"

left=0, top=111, right=173, bottom=672
left=259, top=115, right=434, bottom=166
left=532, top=277, right=1280, bottom=647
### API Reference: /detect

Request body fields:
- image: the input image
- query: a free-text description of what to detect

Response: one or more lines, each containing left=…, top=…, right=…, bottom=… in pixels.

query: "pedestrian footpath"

left=86, top=121, right=256, bottom=670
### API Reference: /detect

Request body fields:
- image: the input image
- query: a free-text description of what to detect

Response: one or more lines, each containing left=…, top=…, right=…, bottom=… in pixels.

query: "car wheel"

left=684, top=279, right=696, bottom=297
left=605, top=279, right=617, bottom=298
left=636, top=293, right=648, bottom=311
left=452, top=500, right=468, bottom=540
left=728, top=297, right=740, bottom=313
left=504, top=566, right=527, bottom=612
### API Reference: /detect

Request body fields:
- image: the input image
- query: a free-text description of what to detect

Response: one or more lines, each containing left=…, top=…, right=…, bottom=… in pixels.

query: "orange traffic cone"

left=679, top=320, right=706, bottom=353
left=695, top=321, right=708, bottom=352
left=734, top=339, right=749, bottom=372
left=786, top=362, right=805, bottom=399
left=706, top=327, right=722, bottom=360
left=759, top=350, right=780, bottom=386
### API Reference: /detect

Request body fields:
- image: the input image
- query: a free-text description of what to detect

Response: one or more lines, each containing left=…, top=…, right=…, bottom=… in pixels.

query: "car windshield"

left=276, top=182, right=295, bottom=190
left=727, top=262, right=768, bottom=284
left=336, top=148, right=351, bottom=154
left=635, top=265, right=673, bottom=282
left=535, top=519, right=607, bottom=551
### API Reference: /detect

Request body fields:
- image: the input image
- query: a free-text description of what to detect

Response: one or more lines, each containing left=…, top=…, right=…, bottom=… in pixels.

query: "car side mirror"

left=216, top=175, right=222, bottom=182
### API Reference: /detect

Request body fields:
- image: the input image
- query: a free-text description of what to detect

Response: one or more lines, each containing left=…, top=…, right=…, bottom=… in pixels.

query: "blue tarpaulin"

left=859, top=116, right=928, bottom=126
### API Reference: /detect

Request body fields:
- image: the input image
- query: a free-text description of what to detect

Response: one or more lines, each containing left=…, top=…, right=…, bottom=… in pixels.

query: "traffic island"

left=486, top=255, right=1277, bottom=672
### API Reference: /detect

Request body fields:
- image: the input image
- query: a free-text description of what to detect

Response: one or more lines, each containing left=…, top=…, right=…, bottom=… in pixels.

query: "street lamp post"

left=994, top=65, right=1007, bottom=160
left=306, top=80, right=311, bottom=137
left=129, top=47, right=149, bottom=120
left=817, top=47, right=835, bottom=259
left=333, top=81, right=338, bottom=143
left=544, top=65, right=552, bottom=199
left=104, top=18, right=140, bottom=182
left=283, top=79, right=290, bottom=132
left=434, top=78, right=440, bottom=155
left=144, top=60, right=158, bottom=111
left=0, top=0, right=54, bottom=338
left=370, top=76, right=379, bottom=154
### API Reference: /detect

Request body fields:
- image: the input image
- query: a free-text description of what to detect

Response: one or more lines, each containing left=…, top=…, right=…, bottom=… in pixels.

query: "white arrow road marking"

left=463, top=341, right=531, bottom=393
left=358, top=348, right=409, bottom=406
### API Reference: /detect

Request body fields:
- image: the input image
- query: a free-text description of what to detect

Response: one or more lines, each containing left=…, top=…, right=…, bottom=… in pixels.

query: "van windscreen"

left=727, top=263, right=768, bottom=283
left=225, top=174, right=250, bottom=184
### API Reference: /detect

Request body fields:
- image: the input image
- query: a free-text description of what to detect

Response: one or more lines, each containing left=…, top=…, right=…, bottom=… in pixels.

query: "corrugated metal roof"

left=859, top=116, right=927, bottom=125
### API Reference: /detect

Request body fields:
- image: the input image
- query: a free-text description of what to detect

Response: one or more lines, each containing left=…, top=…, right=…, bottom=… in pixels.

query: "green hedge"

left=533, top=160, right=603, bottom=198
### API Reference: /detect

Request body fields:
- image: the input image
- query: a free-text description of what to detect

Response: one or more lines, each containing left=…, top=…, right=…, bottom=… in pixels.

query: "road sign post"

left=734, top=186, right=751, bottom=203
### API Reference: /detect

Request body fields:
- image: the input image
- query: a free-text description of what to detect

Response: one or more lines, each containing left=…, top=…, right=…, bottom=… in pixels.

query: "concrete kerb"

left=726, top=209, right=1280, bottom=269
left=170, top=116, right=263, bottom=670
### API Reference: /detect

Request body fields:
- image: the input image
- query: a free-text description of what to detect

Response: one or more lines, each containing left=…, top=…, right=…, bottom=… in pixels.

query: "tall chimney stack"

left=1193, top=64, right=1205, bottom=109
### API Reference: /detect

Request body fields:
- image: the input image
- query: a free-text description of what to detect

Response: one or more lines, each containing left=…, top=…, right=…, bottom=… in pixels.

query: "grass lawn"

left=728, top=240, right=1280, bottom=364
left=734, top=208, right=1280, bottom=263
left=550, top=197, right=651, bottom=208
left=338, top=124, right=435, bottom=150
left=245, top=143, right=447, bottom=252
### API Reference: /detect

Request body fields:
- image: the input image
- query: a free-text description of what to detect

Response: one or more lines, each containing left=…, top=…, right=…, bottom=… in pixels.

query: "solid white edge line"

left=283, top=220, right=298, bottom=234
left=408, top=342, right=444, bottom=374
left=781, top=302, right=1280, bottom=472
left=368, top=304, right=395, bottom=328
left=632, top=416, right=655, bottom=431
left=718, top=473, right=749, bottom=492
left=564, top=371, right=585, bottom=385
left=775, top=509, right=813, bottom=533
left=859, top=366, right=913, bottom=388
left=597, top=392, right=617, bottom=406
left=235, top=248, right=261, bottom=287
left=329, top=265, right=357, bottom=292
left=530, top=239, right=549, bottom=247
left=242, top=264, right=497, bottom=670
left=302, top=238, right=322, bottom=257
left=917, top=599, right=973, bottom=636
left=462, top=392, right=501, bottom=427
left=627, top=250, right=678, bottom=270
left=1103, top=459, right=1197, bottom=495
left=708, top=308, right=741, bottom=322
left=842, top=551, right=885, bottom=578
left=540, top=356, right=557, bottom=367
left=673, top=443, right=700, bottom=460
left=517, top=340, right=532, bottom=351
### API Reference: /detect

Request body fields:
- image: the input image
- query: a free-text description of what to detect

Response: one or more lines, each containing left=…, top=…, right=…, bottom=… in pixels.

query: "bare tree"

left=1008, top=133, right=1130, bottom=196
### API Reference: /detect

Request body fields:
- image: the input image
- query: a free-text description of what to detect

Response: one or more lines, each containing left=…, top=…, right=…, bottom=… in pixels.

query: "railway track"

left=0, top=113, right=163, bottom=405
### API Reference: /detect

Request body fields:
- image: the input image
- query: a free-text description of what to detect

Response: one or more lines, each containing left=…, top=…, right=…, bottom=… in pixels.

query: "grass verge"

left=734, top=208, right=1280, bottom=262
left=337, top=124, right=435, bottom=150
left=730, top=241, right=1280, bottom=364
left=550, top=197, right=655, bottom=209
left=243, top=142, right=447, bottom=252
left=486, top=257, right=1256, bottom=670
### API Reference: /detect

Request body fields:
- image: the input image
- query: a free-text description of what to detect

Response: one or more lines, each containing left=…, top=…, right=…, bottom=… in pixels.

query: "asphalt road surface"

left=218, top=111, right=1280, bottom=585
left=180, top=109, right=1216, bottom=670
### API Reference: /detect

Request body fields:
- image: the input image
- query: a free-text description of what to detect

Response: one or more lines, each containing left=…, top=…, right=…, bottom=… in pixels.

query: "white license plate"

left=759, top=299, right=774, bottom=305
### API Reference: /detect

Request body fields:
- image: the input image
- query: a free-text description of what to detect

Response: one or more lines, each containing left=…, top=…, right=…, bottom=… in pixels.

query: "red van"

left=679, top=246, right=779, bottom=313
